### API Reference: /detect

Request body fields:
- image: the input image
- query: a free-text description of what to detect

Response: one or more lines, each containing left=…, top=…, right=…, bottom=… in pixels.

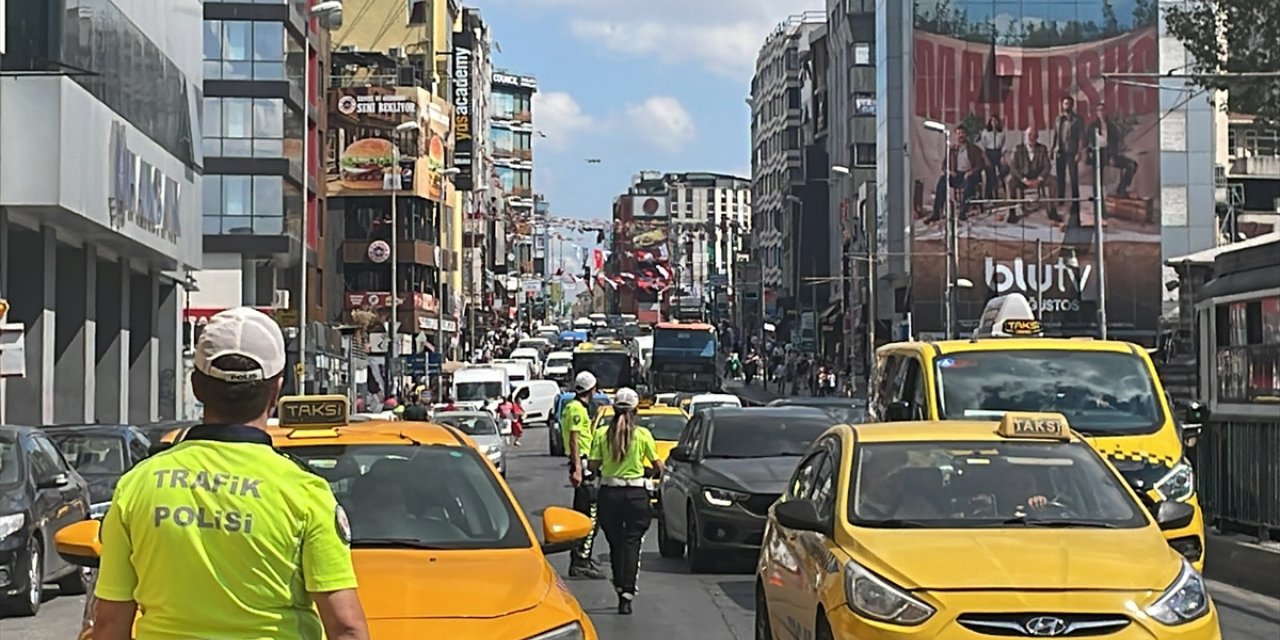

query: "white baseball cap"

left=614, top=388, right=640, bottom=410
left=573, top=371, right=597, bottom=393
left=194, top=307, right=287, bottom=383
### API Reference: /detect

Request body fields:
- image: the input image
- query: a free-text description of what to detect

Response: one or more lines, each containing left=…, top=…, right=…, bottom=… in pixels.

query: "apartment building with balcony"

left=1221, top=115, right=1280, bottom=238
left=491, top=70, right=538, bottom=267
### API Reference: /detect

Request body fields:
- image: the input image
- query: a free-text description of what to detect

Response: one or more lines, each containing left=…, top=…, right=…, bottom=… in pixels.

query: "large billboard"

left=613, top=196, right=673, bottom=298
left=326, top=87, right=452, bottom=201
left=453, top=27, right=475, bottom=191
left=910, top=0, right=1162, bottom=340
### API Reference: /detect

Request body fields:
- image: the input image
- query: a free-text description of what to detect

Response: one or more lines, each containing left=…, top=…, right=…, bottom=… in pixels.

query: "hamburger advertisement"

left=327, top=87, right=453, bottom=201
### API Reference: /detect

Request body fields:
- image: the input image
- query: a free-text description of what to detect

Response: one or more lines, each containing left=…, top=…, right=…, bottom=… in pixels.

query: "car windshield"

left=935, top=350, right=1163, bottom=434
left=547, top=355, right=573, bottom=367
left=0, top=436, right=20, bottom=486
left=849, top=441, right=1148, bottom=529
left=434, top=414, right=499, bottom=437
left=456, top=381, right=504, bottom=402
left=705, top=415, right=830, bottom=458
left=292, top=445, right=529, bottom=549
left=637, top=414, right=687, bottom=441
left=50, top=433, right=127, bottom=475
left=573, top=352, right=631, bottom=389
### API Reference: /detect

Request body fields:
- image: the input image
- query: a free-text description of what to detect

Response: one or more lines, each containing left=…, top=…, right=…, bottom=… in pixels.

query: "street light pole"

left=387, top=120, right=421, bottom=397
left=1093, top=136, right=1108, bottom=339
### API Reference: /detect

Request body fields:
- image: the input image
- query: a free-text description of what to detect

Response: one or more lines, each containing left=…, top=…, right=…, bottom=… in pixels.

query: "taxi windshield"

left=432, top=414, right=499, bottom=437
left=456, top=381, right=504, bottom=402
left=292, top=445, right=529, bottom=550
left=637, top=414, right=687, bottom=441
left=935, top=350, right=1163, bottom=435
left=849, top=441, right=1147, bottom=529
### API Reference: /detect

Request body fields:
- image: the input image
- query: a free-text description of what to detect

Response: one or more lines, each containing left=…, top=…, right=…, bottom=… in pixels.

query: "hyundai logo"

left=1024, top=616, right=1069, bottom=636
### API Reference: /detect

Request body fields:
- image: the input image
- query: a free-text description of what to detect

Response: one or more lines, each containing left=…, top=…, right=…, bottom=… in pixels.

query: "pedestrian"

left=91, top=307, right=369, bottom=640
left=402, top=392, right=429, bottom=421
left=590, top=387, right=663, bottom=615
left=562, top=371, right=606, bottom=579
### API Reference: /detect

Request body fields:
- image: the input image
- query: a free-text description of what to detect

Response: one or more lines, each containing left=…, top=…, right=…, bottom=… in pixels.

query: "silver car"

left=432, top=411, right=507, bottom=475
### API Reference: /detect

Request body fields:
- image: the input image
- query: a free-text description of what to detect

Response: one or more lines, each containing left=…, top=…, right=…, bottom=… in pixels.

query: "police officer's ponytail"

left=608, top=408, right=636, bottom=464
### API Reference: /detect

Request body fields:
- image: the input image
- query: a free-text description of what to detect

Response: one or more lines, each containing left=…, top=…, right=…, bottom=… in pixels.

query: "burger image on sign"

left=340, top=138, right=399, bottom=190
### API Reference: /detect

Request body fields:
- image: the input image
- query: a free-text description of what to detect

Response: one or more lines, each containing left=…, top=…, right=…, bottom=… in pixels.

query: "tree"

left=1164, top=0, right=1280, bottom=124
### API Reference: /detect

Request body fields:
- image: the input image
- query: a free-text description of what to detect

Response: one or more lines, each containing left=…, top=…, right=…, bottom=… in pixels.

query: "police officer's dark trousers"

left=597, top=485, right=650, bottom=596
left=569, top=457, right=599, bottom=570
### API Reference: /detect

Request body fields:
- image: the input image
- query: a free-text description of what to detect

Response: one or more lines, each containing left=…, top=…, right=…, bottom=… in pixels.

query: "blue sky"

left=471, top=0, right=822, bottom=272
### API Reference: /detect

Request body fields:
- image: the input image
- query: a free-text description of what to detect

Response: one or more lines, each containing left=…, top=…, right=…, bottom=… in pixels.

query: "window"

left=203, top=174, right=287, bottom=235
left=854, top=143, right=876, bottom=166
left=203, top=97, right=287, bottom=158
left=854, top=43, right=872, bottom=65
left=786, top=450, right=827, bottom=501
left=204, top=20, right=287, bottom=80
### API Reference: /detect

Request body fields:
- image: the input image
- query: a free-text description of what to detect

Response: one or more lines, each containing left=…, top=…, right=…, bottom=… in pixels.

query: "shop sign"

left=108, top=121, right=182, bottom=242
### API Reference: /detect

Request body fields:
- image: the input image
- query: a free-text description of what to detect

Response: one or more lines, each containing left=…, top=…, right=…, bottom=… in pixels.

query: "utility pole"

left=1094, top=135, right=1108, bottom=339
left=941, top=127, right=957, bottom=339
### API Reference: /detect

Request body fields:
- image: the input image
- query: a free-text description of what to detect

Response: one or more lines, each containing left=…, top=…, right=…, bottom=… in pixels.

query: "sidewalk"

left=723, top=379, right=781, bottom=405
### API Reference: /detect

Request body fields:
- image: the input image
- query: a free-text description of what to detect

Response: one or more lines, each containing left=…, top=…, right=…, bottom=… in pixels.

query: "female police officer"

left=589, top=387, right=663, bottom=615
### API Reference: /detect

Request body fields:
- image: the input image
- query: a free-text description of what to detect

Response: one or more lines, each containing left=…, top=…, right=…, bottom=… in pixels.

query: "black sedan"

left=0, top=426, right=92, bottom=616
left=767, top=396, right=868, bottom=424
left=657, top=406, right=835, bottom=572
left=43, top=424, right=153, bottom=512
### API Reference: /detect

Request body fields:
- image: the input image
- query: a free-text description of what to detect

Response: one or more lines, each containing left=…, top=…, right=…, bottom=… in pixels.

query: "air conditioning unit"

left=272, top=289, right=291, bottom=309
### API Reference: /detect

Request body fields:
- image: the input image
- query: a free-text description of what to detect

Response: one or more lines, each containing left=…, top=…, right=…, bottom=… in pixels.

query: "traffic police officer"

left=590, top=387, right=664, bottom=615
left=563, top=370, right=606, bottom=579
left=93, top=307, right=370, bottom=640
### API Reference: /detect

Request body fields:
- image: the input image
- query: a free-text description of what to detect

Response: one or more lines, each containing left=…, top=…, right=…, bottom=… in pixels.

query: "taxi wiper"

left=1001, top=517, right=1118, bottom=528
left=349, top=537, right=450, bottom=549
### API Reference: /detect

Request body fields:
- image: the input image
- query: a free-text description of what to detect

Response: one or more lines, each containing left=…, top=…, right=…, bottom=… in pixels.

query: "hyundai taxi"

left=56, top=396, right=598, bottom=640
left=870, top=293, right=1207, bottom=569
left=755, top=412, right=1220, bottom=640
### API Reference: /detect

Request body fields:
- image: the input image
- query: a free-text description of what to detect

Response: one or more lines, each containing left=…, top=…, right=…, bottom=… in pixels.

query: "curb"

left=1204, top=534, right=1280, bottom=599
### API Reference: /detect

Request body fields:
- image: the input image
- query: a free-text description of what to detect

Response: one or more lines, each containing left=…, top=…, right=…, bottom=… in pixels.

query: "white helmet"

left=614, top=387, right=640, bottom=411
left=573, top=371, right=598, bottom=394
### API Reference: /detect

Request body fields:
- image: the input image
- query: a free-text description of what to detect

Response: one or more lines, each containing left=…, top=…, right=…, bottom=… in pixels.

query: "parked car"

left=43, top=424, right=153, bottom=513
left=657, top=407, right=832, bottom=572
left=432, top=411, right=508, bottom=475
left=0, top=426, right=92, bottom=616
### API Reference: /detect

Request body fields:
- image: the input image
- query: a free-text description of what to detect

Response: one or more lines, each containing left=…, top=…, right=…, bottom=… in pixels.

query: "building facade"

left=490, top=69, right=538, bottom=313
left=751, top=12, right=826, bottom=341
left=0, top=0, right=203, bottom=425
left=455, top=7, right=497, bottom=351
left=875, top=0, right=1218, bottom=343
left=668, top=173, right=753, bottom=321
left=195, top=0, right=338, bottom=394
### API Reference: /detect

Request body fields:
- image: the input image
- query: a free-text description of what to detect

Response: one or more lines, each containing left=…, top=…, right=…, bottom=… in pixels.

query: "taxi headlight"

left=1154, top=463, right=1195, bottom=502
left=703, top=487, right=750, bottom=508
left=843, top=560, right=935, bottom=626
left=0, top=513, right=24, bottom=542
left=1145, top=559, right=1209, bottom=625
left=525, top=621, right=584, bottom=640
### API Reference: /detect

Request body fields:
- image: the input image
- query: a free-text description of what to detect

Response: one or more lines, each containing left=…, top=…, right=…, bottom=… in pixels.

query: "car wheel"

left=55, top=566, right=87, bottom=595
left=685, top=505, right=714, bottom=573
left=2, top=537, right=43, bottom=617
left=657, top=514, right=684, bottom=558
left=754, top=581, right=774, bottom=640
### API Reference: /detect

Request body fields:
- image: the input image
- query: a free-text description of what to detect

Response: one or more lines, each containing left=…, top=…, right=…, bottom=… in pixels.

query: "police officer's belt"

left=601, top=478, right=647, bottom=488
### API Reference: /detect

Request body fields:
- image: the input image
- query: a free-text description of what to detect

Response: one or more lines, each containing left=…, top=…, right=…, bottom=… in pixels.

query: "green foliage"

left=1164, top=0, right=1280, bottom=124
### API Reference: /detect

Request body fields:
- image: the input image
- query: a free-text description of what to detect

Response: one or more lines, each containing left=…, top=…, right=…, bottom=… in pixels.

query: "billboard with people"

left=909, top=0, right=1162, bottom=340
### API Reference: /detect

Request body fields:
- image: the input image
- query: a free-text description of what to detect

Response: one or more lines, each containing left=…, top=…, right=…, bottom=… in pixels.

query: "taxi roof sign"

left=973, top=293, right=1043, bottom=339
left=996, top=412, right=1072, bottom=440
left=277, top=395, right=349, bottom=429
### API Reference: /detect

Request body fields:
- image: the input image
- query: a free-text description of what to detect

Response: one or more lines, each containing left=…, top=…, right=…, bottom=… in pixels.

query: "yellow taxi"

left=755, top=412, right=1221, bottom=640
left=590, top=400, right=690, bottom=462
left=869, top=293, right=1206, bottom=569
left=55, top=396, right=599, bottom=640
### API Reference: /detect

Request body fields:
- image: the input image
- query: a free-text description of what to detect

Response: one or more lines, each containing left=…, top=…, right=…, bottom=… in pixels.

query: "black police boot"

left=617, top=593, right=633, bottom=615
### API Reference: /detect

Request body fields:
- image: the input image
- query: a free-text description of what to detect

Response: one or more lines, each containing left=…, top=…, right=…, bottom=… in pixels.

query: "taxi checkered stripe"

left=1099, top=448, right=1177, bottom=467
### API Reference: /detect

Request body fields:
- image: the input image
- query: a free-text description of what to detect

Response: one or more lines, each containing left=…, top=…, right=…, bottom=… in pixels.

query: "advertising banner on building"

left=452, top=29, right=475, bottom=191
left=910, top=0, right=1161, bottom=340
left=327, top=87, right=453, bottom=202
left=631, top=195, right=668, bottom=219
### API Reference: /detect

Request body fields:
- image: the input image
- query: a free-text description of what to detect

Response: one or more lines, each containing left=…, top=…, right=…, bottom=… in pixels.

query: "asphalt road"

left=4, top=425, right=1278, bottom=639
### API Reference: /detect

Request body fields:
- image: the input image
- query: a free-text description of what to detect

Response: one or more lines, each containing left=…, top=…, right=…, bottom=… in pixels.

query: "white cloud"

left=621, top=96, right=696, bottom=152
left=532, top=91, right=595, bottom=151
left=485, top=0, right=823, bottom=78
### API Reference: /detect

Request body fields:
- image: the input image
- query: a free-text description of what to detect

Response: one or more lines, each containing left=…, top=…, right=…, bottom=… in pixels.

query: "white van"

left=452, top=366, right=510, bottom=413
left=510, top=347, right=543, bottom=376
left=491, top=359, right=534, bottom=385
left=514, top=379, right=560, bottom=427
left=543, top=350, right=574, bottom=384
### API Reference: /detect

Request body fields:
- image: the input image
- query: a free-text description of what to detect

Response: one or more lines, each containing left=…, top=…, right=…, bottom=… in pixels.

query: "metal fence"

left=1194, top=419, right=1280, bottom=539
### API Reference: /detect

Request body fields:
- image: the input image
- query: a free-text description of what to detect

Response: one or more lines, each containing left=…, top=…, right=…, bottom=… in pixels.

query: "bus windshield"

left=935, top=350, right=1164, bottom=435
left=654, top=330, right=717, bottom=358
left=573, top=352, right=632, bottom=389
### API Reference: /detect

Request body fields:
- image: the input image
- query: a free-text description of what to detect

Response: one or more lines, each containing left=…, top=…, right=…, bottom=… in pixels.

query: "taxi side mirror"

left=55, top=520, right=102, bottom=568
left=1154, top=501, right=1195, bottom=531
left=668, top=445, right=694, bottom=463
left=774, top=500, right=830, bottom=536
left=540, top=506, right=593, bottom=555
left=885, top=400, right=914, bottom=422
